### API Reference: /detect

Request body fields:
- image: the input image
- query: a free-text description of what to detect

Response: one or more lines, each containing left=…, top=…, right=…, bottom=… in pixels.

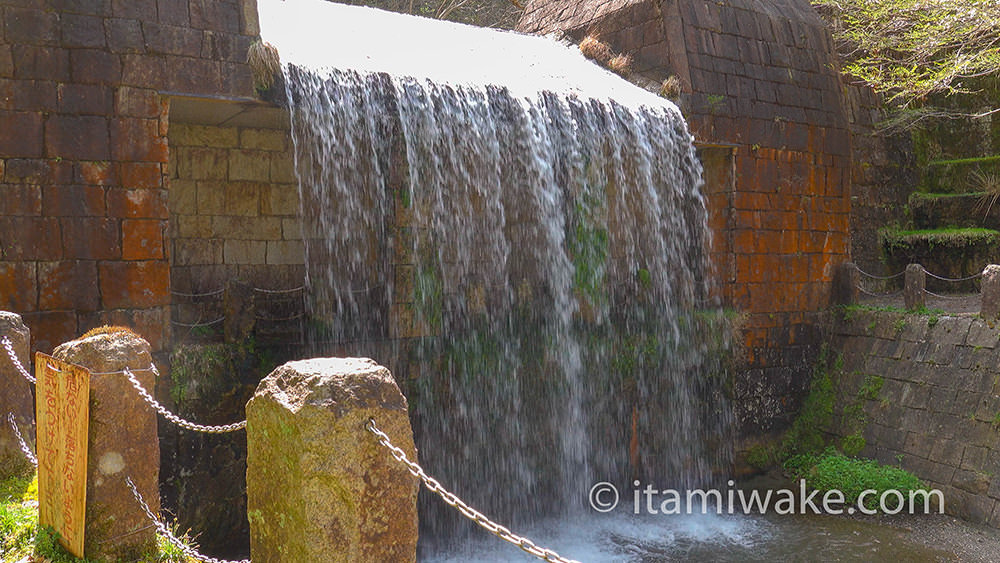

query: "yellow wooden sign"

left=35, top=352, right=90, bottom=559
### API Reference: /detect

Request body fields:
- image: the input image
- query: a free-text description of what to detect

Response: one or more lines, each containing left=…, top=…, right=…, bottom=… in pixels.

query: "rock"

left=904, top=263, right=926, bottom=311
left=0, top=312, right=34, bottom=479
left=53, top=328, right=159, bottom=562
left=981, top=264, right=1000, bottom=319
left=246, top=357, right=418, bottom=563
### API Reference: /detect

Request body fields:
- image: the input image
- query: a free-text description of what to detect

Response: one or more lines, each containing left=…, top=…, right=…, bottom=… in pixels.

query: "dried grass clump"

left=607, top=53, right=633, bottom=77
left=659, top=75, right=683, bottom=99
left=80, top=325, right=140, bottom=339
left=247, top=40, right=281, bottom=91
left=579, top=35, right=613, bottom=63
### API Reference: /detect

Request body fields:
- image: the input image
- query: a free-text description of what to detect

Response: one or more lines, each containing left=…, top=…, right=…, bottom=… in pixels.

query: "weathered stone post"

left=831, top=262, right=859, bottom=306
left=53, top=328, right=159, bottom=562
left=246, top=358, right=418, bottom=562
left=0, top=312, right=34, bottom=479
left=982, top=264, right=1000, bottom=319
left=904, top=263, right=926, bottom=311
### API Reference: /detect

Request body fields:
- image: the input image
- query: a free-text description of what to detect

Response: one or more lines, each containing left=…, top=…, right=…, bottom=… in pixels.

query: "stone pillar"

left=0, top=312, right=34, bottom=479
left=831, top=262, right=859, bottom=306
left=246, top=358, right=418, bottom=563
left=982, top=265, right=1000, bottom=319
left=904, top=263, right=926, bottom=311
left=53, top=328, right=159, bottom=562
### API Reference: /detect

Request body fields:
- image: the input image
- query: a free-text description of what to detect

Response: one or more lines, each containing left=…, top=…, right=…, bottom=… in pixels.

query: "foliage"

left=0, top=474, right=35, bottom=561
left=785, top=449, right=926, bottom=510
left=972, top=169, right=1000, bottom=220
left=781, top=346, right=838, bottom=457
left=2, top=472, right=196, bottom=562
left=813, top=0, right=1000, bottom=117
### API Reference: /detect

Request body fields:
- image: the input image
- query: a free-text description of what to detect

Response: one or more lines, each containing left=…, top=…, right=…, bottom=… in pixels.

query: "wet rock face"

left=53, top=330, right=159, bottom=562
left=0, top=311, right=33, bottom=479
left=246, top=357, right=418, bottom=563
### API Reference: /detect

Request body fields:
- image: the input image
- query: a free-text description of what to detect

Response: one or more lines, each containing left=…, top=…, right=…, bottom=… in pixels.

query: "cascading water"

left=261, top=0, right=733, bottom=556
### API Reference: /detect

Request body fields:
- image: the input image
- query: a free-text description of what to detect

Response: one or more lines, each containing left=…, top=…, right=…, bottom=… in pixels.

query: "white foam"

left=423, top=510, right=761, bottom=562
left=257, top=0, right=677, bottom=112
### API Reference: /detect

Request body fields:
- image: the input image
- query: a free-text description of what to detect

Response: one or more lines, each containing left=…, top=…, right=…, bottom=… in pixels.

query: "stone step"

left=881, top=227, right=1000, bottom=292
left=922, top=155, right=1000, bottom=194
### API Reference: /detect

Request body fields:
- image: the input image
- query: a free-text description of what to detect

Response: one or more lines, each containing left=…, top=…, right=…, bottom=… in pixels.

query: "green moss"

left=781, top=347, right=838, bottom=457
left=858, top=374, right=884, bottom=401
left=840, top=432, right=867, bottom=456
left=567, top=173, right=609, bottom=310
left=413, top=263, right=443, bottom=331
left=746, top=443, right=779, bottom=469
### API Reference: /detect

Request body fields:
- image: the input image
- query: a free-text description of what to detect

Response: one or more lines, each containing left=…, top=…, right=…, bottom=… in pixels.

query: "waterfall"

left=263, top=0, right=733, bottom=550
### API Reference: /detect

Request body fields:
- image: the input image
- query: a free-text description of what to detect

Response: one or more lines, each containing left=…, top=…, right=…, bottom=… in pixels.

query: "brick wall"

left=0, top=0, right=258, bottom=352
left=518, top=0, right=853, bottom=437
left=828, top=310, right=1000, bottom=527
left=167, top=121, right=302, bottom=297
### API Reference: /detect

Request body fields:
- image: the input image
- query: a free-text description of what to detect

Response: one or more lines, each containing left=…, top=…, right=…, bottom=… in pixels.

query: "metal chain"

left=365, top=418, right=581, bottom=563
left=125, top=476, right=250, bottom=563
left=171, top=287, right=226, bottom=298
left=924, top=289, right=978, bottom=300
left=124, top=367, right=246, bottom=433
left=253, top=286, right=304, bottom=294
left=856, top=285, right=904, bottom=298
left=7, top=413, right=37, bottom=467
left=2, top=336, right=36, bottom=384
left=853, top=264, right=905, bottom=280
left=921, top=267, right=984, bottom=283
left=171, top=316, right=226, bottom=328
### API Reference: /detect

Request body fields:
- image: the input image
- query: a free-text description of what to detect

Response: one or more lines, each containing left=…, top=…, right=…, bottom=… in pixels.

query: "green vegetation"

left=1, top=474, right=35, bottom=561
left=781, top=347, right=838, bottom=457
left=567, top=179, right=609, bottom=311
left=813, top=0, right=1000, bottom=125
left=880, top=226, right=1000, bottom=250
left=785, top=449, right=926, bottom=510
left=1, top=472, right=197, bottom=562
left=931, top=155, right=1000, bottom=167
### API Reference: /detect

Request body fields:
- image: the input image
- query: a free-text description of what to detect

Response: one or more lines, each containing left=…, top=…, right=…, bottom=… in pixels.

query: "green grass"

left=929, top=155, right=1000, bottom=166
left=1, top=472, right=197, bottom=562
left=0, top=474, right=36, bottom=561
left=881, top=226, right=1000, bottom=249
left=909, top=191, right=987, bottom=200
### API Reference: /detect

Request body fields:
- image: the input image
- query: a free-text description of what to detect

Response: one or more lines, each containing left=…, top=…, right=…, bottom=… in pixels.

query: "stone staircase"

left=881, top=155, right=1000, bottom=292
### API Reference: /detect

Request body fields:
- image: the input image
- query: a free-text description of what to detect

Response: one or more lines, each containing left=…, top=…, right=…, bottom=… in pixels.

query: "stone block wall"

left=518, top=0, right=853, bottom=436
left=843, top=82, right=916, bottom=275
left=167, top=122, right=303, bottom=298
left=0, top=0, right=258, bottom=353
left=827, top=310, right=1000, bottom=526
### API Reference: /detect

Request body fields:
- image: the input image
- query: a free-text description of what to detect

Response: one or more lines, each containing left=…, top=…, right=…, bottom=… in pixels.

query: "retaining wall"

left=827, top=309, right=1000, bottom=526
